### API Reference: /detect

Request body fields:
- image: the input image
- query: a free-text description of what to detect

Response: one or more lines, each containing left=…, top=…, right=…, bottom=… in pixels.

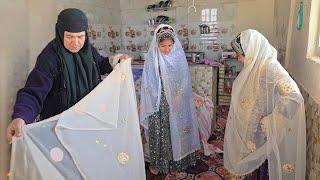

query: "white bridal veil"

left=140, top=24, right=200, bottom=161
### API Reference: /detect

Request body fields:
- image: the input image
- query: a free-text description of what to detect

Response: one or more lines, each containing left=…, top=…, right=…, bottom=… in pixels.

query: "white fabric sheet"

left=9, top=60, right=146, bottom=180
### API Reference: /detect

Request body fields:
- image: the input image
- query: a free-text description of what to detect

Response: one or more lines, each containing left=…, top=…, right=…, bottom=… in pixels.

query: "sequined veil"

left=140, top=24, right=201, bottom=161
left=9, top=60, right=146, bottom=180
left=223, top=29, right=306, bottom=180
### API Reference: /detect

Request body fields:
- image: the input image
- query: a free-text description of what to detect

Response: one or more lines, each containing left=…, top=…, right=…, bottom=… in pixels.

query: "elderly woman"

left=224, top=29, right=306, bottom=180
left=7, top=8, right=129, bottom=141
left=140, top=24, right=200, bottom=176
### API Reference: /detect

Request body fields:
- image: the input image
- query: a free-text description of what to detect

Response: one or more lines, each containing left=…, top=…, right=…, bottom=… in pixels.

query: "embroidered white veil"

left=140, top=24, right=200, bottom=161
left=223, top=29, right=306, bottom=180
left=9, top=60, right=146, bottom=180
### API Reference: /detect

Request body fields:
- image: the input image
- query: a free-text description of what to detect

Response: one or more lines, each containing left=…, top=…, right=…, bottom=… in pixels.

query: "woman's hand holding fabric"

left=110, top=54, right=132, bottom=68
left=119, top=54, right=131, bottom=62
left=6, top=118, right=26, bottom=142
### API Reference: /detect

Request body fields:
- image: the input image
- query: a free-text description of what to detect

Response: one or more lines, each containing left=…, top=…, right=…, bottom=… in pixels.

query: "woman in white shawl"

left=224, top=29, right=306, bottom=180
left=140, top=24, right=200, bottom=176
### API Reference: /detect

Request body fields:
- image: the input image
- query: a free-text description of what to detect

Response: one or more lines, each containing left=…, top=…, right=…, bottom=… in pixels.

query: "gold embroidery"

left=246, top=141, right=256, bottom=153
left=118, top=151, right=130, bottom=165
left=6, top=172, right=12, bottom=177
left=120, top=73, right=126, bottom=81
left=282, top=163, right=295, bottom=174
left=231, top=174, right=244, bottom=180
left=278, top=80, right=294, bottom=96
left=240, top=97, right=250, bottom=109
left=288, top=128, right=292, bottom=132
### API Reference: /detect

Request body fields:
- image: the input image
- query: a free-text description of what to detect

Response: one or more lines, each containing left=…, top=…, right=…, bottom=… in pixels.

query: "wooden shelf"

left=146, top=7, right=175, bottom=12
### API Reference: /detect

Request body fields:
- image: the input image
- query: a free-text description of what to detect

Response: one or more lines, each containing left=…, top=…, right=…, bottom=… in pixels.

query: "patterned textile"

left=145, top=106, right=229, bottom=180
left=148, top=85, right=196, bottom=174
left=156, top=26, right=176, bottom=44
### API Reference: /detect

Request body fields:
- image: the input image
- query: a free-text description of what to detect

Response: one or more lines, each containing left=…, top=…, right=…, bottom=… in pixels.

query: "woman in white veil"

left=140, top=24, right=200, bottom=176
left=224, top=29, right=306, bottom=180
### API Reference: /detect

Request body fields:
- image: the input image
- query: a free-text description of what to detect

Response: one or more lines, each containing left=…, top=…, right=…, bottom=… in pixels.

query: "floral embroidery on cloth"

left=277, top=80, right=294, bottom=96
left=117, top=151, right=130, bottom=165
left=240, top=97, right=250, bottom=109
left=282, top=163, right=295, bottom=174
left=246, top=141, right=256, bottom=153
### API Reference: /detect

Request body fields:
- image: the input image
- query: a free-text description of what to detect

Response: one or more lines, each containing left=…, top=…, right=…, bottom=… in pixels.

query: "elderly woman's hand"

left=119, top=54, right=132, bottom=62
left=6, top=118, right=26, bottom=143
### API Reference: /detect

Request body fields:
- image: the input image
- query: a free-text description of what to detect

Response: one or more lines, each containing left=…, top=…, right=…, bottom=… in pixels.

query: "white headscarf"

left=224, top=29, right=306, bottom=180
left=140, top=24, right=200, bottom=161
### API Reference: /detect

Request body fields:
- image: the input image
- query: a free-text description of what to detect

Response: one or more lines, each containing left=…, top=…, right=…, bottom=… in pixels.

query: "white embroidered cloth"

left=9, top=60, right=146, bottom=180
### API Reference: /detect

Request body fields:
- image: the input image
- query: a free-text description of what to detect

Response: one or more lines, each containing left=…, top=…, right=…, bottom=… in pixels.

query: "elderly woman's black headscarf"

left=54, top=8, right=100, bottom=107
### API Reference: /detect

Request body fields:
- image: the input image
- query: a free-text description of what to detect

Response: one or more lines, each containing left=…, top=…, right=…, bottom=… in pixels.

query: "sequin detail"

left=117, top=152, right=130, bottom=165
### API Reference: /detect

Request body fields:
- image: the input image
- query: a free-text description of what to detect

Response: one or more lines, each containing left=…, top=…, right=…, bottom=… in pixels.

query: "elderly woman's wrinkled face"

left=236, top=53, right=245, bottom=63
left=64, top=31, right=86, bottom=53
left=158, top=38, right=174, bottom=55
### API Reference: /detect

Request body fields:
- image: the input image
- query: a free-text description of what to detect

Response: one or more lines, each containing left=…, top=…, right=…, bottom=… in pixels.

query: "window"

left=211, top=8, right=217, bottom=22
left=307, top=0, right=320, bottom=59
left=201, top=8, right=217, bottom=22
left=316, top=23, right=320, bottom=55
left=200, top=8, right=219, bottom=51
